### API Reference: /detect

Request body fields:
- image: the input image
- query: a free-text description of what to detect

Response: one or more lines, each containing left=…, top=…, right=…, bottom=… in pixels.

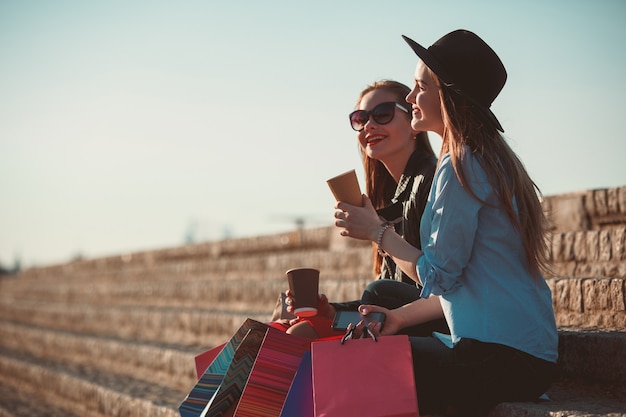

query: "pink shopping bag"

left=311, top=335, right=419, bottom=417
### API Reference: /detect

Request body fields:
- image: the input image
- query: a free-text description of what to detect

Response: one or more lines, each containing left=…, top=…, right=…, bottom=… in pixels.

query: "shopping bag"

left=179, top=318, right=269, bottom=417
left=202, top=327, right=267, bottom=417
left=234, top=328, right=310, bottom=417
left=279, top=351, right=313, bottom=417
left=195, top=342, right=226, bottom=379
left=311, top=335, right=419, bottom=417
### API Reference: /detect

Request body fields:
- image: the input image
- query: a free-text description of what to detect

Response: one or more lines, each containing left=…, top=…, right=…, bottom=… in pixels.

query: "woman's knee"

left=286, top=321, right=319, bottom=339
left=361, top=279, right=420, bottom=308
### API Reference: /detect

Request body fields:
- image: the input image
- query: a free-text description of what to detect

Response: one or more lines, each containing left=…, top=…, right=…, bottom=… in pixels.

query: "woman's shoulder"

left=436, top=151, right=490, bottom=193
left=440, top=148, right=488, bottom=179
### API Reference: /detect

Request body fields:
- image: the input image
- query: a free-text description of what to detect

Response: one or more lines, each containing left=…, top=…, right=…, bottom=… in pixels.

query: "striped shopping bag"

left=179, top=319, right=269, bottom=417
left=234, top=328, right=310, bottom=417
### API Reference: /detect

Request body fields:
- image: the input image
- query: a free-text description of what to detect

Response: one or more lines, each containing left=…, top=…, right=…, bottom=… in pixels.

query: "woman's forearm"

left=395, top=295, right=444, bottom=328
left=379, top=227, right=424, bottom=285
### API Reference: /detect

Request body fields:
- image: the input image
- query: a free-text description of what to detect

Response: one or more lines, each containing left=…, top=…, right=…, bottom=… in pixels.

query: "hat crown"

left=428, top=30, right=507, bottom=108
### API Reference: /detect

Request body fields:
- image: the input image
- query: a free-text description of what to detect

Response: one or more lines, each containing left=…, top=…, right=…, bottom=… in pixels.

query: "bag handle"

left=340, top=322, right=378, bottom=344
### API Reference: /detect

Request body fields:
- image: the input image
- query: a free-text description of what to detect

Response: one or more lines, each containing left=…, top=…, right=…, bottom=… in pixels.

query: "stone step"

left=3, top=321, right=618, bottom=393
left=12, top=227, right=625, bottom=284
left=0, top=382, right=84, bottom=417
left=488, top=377, right=626, bottom=417
left=558, top=330, right=626, bottom=383
left=3, top=276, right=624, bottom=332
left=0, top=321, right=204, bottom=392
left=0, top=277, right=367, bottom=312
left=15, top=230, right=370, bottom=283
left=1, top=317, right=624, bottom=387
left=11, top=225, right=623, bottom=288
left=0, top=301, right=270, bottom=345
left=0, top=348, right=181, bottom=417
left=0, top=346, right=624, bottom=417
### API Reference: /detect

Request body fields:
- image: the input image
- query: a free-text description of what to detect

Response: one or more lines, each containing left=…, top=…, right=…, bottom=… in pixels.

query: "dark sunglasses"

left=349, top=102, right=409, bottom=132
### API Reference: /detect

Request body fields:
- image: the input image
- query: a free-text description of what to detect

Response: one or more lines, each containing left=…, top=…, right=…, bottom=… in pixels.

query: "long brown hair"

left=354, top=80, right=435, bottom=275
left=432, top=68, right=549, bottom=277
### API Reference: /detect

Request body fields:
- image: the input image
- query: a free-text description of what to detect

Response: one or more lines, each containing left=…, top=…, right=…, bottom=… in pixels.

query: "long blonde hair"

left=432, top=68, right=549, bottom=277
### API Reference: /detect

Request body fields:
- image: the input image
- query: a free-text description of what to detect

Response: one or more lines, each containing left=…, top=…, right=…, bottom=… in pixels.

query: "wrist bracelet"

left=376, top=222, right=394, bottom=257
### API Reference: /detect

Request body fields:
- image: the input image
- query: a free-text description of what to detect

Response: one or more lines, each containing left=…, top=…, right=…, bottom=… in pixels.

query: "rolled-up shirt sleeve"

left=417, top=155, right=484, bottom=298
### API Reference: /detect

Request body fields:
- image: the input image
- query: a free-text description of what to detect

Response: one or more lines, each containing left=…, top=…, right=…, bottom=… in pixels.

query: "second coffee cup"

left=326, top=169, right=363, bottom=207
left=286, top=267, right=320, bottom=317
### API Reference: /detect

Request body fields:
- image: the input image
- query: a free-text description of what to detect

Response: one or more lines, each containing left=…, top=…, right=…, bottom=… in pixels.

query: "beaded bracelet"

left=376, top=222, right=394, bottom=257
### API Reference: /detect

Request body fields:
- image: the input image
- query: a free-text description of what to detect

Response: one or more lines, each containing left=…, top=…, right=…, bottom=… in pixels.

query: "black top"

left=377, top=148, right=437, bottom=284
left=331, top=148, right=437, bottom=311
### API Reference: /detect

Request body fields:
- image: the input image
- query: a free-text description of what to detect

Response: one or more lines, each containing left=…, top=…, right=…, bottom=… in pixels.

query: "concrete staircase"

left=0, top=186, right=625, bottom=416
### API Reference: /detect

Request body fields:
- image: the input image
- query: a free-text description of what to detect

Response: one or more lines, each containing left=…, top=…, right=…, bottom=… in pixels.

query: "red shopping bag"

left=311, top=335, right=419, bottom=417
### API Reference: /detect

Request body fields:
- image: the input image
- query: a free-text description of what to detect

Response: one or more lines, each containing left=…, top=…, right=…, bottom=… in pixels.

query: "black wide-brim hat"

left=402, top=30, right=507, bottom=132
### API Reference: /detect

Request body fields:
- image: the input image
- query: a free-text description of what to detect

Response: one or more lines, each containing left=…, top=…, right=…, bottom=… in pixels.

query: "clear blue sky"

left=1, top=0, right=625, bottom=267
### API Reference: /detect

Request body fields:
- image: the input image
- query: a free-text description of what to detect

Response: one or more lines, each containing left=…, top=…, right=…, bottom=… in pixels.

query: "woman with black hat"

left=334, top=30, right=558, bottom=415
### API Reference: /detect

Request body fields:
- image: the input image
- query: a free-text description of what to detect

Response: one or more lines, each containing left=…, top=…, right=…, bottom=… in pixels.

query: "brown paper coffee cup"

left=286, top=267, right=320, bottom=317
left=326, top=169, right=363, bottom=206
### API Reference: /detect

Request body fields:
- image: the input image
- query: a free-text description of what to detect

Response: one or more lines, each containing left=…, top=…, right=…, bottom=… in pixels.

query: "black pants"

left=360, top=279, right=449, bottom=336
left=360, top=279, right=555, bottom=415
left=409, top=335, right=556, bottom=416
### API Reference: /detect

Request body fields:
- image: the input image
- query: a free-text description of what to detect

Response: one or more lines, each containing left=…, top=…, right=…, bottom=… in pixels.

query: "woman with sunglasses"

left=335, top=30, right=558, bottom=415
left=282, top=80, right=447, bottom=339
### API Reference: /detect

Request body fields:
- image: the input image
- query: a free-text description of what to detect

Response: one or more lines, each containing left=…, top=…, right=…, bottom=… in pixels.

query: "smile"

left=366, top=135, right=385, bottom=145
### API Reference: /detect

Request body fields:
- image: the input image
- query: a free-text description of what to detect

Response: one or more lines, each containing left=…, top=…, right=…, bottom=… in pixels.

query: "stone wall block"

left=570, top=278, right=583, bottom=313
left=586, top=231, right=600, bottom=261
left=593, top=189, right=608, bottom=216
left=546, top=194, right=588, bottom=232
left=576, top=263, right=604, bottom=278
left=573, top=231, right=587, bottom=261
left=612, top=228, right=625, bottom=261
left=582, top=278, right=614, bottom=313
left=562, top=232, right=575, bottom=261
left=555, top=278, right=582, bottom=312
left=599, top=230, right=612, bottom=262
left=610, top=279, right=626, bottom=311
left=597, top=279, right=611, bottom=311
left=582, top=279, right=598, bottom=311
left=551, top=233, right=563, bottom=262
left=607, top=187, right=620, bottom=215
left=583, top=190, right=596, bottom=217
left=602, top=262, right=626, bottom=279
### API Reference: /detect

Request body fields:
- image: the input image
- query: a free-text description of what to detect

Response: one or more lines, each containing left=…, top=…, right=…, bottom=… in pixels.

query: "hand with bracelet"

left=334, top=195, right=385, bottom=243
left=335, top=196, right=424, bottom=284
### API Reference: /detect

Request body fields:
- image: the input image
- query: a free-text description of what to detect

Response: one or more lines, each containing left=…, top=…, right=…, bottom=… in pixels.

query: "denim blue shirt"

left=417, top=151, right=558, bottom=363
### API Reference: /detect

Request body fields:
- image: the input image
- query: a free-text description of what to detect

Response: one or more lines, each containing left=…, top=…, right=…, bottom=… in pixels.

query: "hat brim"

left=401, top=35, right=504, bottom=132
left=402, top=35, right=453, bottom=86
